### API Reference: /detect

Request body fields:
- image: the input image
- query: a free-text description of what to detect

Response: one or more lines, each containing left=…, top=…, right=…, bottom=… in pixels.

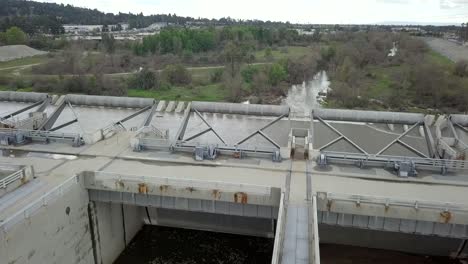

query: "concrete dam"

left=0, top=91, right=467, bottom=264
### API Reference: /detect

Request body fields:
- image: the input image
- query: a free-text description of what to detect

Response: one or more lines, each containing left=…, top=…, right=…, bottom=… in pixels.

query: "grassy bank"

left=254, top=46, right=313, bottom=62
left=0, top=45, right=316, bottom=103
left=0, top=55, right=47, bottom=69
left=128, top=84, right=227, bottom=101
left=326, top=43, right=460, bottom=111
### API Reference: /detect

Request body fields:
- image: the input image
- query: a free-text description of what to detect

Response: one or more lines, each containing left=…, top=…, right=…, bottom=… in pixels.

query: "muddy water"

left=283, top=71, right=330, bottom=116
left=114, top=225, right=274, bottom=264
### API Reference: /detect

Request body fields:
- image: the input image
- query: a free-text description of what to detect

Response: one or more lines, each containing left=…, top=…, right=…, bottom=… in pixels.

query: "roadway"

left=423, top=37, right=468, bottom=62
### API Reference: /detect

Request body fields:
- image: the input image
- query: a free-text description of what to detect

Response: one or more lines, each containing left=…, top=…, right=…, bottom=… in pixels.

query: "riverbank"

left=323, top=35, right=468, bottom=113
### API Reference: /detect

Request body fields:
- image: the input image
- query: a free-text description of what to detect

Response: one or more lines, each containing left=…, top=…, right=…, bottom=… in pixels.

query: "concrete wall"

left=90, top=202, right=144, bottom=264
left=0, top=181, right=94, bottom=264
left=148, top=208, right=276, bottom=238
left=319, top=224, right=465, bottom=256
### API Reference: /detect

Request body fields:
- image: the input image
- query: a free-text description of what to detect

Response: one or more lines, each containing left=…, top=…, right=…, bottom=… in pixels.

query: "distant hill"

left=376, top=21, right=459, bottom=26
left=1, top=0, right=118, bottom=25
left=0, top=0, right=293, bottom=35
left=0, top=0, right=195, bottom=28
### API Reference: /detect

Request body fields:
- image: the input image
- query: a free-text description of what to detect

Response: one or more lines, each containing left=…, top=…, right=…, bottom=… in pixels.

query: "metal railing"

left=0, top=128, right=79, bottom=138
left=135, top=125, right=168, bottom=139
left=1, top=115, right=45, bottom=130
left=0, top=170, right=24, bottom=189
left=271, top=192, right=286, bottom=264
left=0, top=176, right=78, bottom=232
left=321, top=151, right=468, bottom=172
left=311, top=196, right=321, bottom=264
left=0, top=117, right=16, bottom=127
left=0, top=128, right=82, bottom=146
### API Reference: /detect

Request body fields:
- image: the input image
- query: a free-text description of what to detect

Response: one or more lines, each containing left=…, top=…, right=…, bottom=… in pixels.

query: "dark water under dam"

left=115, top=225, right=462, bottom=264
left=114, top=225, right=274, bottom=264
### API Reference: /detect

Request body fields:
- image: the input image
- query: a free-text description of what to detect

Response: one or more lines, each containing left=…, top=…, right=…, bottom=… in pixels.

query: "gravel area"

left=423, top=37, right=468, bottom=62
left=0, top=45, right=46, bottom=62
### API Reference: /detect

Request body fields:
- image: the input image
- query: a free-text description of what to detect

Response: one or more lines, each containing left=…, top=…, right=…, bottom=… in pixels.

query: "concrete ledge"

left=66, top=94, right=154, bottom=108
left=89, top=189, right=279, bottom=219
left=151, top=208, right=276, bottom=237
left=0, top=91, right=48, bottom=103
left=83, top=171, right=281, bottom=206
left=317, top=192, right=468, bottom=226
left=192, top=101, right=290, bottom=116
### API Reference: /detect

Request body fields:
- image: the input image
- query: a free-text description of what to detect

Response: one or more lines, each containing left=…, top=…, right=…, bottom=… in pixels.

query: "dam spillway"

left=0, top=91, right=467, bottom=264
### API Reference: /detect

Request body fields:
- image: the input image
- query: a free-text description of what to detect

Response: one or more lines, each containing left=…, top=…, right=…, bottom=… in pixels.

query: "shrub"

left=2, top=27, right=27, bottom=45
left=8, top=78, right=32, bottom=90
left=162, top=64, right=192, bottom=86
left=210, top=68, right=224, bottom=83
left=268, top=63, right=287, bottom=86
left=241, top=65, right=259, bottom=83
left=264, top=47, right=273, bottom=60
left=454, top=60, right=468, bottom=77
left=128, top=69, right=159, bottom=90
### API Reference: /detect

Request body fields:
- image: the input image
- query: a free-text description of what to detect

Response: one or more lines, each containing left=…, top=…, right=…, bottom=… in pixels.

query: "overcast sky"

left=41, top=0, right=468, bottom=25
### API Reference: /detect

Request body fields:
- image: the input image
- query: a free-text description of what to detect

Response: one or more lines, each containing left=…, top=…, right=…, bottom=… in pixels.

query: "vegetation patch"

left=0, top=55, right=47, bottom=69
left=323, top=32, right=468, bottom=112
left=128, top=84, right=227, bottom=102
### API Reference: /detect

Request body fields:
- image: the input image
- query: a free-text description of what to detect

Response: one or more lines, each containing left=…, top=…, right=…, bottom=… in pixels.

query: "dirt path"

left=423, top=37, right=468, bottom=62
left=0, top=63, right=41, bottom=72
left=20, top=62, right=272, bottom=78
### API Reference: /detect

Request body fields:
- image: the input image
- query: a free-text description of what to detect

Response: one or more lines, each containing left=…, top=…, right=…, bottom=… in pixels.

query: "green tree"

left=264, top=47, right=273, bottom=60
left=268, top=63, right=287, bottom=86
left=241, top=65, right=259, bottom=83
left=223, top=41, right=249, bottom=78
left=101, top=33, right=115, bottom=54
left=4, top=26, right=27, bottom=45
left=0, top=32, right=6, bottom=44
left=222, top=41, right=250, bottom=100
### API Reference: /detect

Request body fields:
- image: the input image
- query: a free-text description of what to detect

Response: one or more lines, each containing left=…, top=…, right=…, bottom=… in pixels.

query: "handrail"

left=0, top=128, right=80, bottom=139
left=271, top=192, right=286, bottom=264
left=311, top=196, right=321, bottom=264
left=322, top=151, right=468, bottom=170
left=0, top=176, right=78, bottom=232
left=0, top=170, right=24, bottom=189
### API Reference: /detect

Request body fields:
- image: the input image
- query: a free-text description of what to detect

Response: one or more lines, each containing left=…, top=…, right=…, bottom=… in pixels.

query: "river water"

left=282, top=71, right=330, bottom=116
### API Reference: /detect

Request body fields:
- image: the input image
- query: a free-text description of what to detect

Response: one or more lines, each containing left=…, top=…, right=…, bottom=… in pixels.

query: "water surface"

left=283, top=71, right=330, bottom=116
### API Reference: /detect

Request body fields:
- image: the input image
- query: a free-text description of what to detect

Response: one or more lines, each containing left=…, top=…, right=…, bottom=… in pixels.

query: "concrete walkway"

left=281, top=160, right=312, bottom=264
left=423, top=37, right=468, bottom=62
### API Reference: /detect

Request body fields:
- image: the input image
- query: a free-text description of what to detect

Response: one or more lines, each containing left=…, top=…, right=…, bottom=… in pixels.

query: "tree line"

left=133, top=26, right=301, bottom=56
